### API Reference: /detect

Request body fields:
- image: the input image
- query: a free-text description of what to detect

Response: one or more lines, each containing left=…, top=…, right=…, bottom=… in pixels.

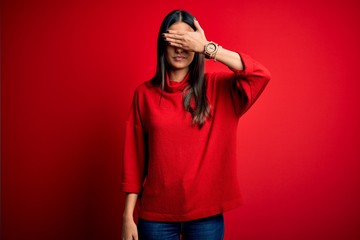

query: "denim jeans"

left=138, top=214, right=224, bottom=240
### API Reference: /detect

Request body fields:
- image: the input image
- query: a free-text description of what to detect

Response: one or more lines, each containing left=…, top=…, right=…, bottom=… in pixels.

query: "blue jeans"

left=138, top=214, right=224, bottom=240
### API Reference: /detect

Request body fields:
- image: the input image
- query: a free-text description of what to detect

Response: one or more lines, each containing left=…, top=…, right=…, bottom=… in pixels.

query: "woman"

left=121, top=10, right=270, bottom=240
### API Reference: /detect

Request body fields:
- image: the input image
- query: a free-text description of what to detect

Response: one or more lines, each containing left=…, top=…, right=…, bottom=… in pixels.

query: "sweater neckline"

left=165, top=72, right=190, bottom=93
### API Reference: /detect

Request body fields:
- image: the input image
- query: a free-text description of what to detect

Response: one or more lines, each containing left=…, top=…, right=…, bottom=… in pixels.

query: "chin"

left=169, top=62, right=190, bottom=70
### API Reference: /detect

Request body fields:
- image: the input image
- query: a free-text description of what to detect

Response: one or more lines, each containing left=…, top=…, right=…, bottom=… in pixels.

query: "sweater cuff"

left=120, top=183, right=142, bottom=193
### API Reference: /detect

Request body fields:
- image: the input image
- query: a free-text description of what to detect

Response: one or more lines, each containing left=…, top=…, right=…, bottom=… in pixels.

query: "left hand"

left=163, top=19, right=208, bottom=53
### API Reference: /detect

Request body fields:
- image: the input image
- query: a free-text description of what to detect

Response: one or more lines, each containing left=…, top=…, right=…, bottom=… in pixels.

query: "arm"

left=122, top=193, right=139, bottom=240
left=121, top=91, right=146, bottom=239
left=213, top=47, right=243, bottom=70
left=163, top=19, right=244, bottom=70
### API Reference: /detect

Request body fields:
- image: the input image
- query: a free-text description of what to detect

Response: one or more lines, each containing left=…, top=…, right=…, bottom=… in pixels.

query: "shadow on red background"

left=1, top=0, right=360, bottom=239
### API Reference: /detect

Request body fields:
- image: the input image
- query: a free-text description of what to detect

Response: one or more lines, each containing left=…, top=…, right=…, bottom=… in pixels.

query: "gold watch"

left=204, top=41, right=219, bottom=59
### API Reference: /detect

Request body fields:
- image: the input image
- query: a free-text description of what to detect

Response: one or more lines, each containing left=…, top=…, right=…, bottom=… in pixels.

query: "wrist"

left=203, top=40, right=210, bottom=48
left=195, top=41, right=208, bottom=53
left=203, top=41, right=220, bottom=60
left=123, top=216, right=134, bottom=224
left=122, top=211, right=134, bottom=221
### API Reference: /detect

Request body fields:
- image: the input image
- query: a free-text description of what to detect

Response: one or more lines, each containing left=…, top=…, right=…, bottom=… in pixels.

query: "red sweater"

left=121, top=53, right=271, bottom=222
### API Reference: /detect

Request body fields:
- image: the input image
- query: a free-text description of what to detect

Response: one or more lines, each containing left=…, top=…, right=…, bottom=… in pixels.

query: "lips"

left=173, top=55, right=186, bottom=61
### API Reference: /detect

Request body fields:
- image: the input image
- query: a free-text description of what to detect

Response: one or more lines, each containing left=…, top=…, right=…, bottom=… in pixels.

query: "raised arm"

left=162, top=19, right=244, bottom=70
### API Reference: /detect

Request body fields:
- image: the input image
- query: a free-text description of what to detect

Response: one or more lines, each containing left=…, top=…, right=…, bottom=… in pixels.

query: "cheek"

left=165, top=46, right=174, bottom=61
left=166, top=45, right=175, bottom=54
left=188, top=53, right=195, bottom=63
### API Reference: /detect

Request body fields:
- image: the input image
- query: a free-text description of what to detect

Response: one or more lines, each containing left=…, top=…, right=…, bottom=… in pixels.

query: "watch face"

left=206, top=43, right=216, bottom=53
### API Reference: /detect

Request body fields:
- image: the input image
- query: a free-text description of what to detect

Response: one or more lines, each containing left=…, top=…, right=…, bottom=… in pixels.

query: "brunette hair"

left=151, top=10, right=211, bottom=129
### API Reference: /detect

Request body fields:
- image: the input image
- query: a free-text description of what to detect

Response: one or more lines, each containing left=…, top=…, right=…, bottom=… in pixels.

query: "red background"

left=2, top=0, right=360, bottom=239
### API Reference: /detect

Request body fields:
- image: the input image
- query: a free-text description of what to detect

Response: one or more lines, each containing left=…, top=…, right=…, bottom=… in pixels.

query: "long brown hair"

left=151, top=10, right=211, bottom=129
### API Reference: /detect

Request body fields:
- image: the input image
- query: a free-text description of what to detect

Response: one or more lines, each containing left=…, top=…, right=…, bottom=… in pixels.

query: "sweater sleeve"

left=120, top=89, right=146, bottom=193
left=230, top=52, right=271, bottom=117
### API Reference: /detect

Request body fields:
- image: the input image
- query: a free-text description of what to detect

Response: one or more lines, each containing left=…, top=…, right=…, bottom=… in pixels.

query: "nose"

left=175, top=47, right=183, bottom=53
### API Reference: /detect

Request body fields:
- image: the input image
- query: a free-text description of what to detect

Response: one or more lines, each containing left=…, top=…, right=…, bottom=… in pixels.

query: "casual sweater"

left=121, top=52, right=271, bottom=222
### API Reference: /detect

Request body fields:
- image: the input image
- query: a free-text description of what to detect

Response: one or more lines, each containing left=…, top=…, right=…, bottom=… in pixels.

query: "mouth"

left=173, top=55, right=186, bottom=61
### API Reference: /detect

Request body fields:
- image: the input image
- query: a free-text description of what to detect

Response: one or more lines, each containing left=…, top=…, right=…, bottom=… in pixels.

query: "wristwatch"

left=204, top=41, right=219, bottom=59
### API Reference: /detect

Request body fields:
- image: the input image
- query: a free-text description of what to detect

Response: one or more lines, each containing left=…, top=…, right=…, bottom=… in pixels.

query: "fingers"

left=162, top=28, right=202, bottom=52
left=166, top=30, right=186, bottom=35
left=163, top=34, right=181, bottom=44
left=168, top=41, right=184, bottom=48
left=122, top=232, right=138, bottom=240
left=162, top=33, right=187, bottom=49
left=163, top=37, right=187, bottom=49
left=194, top=19, right=204, bottom=33
left=162, top=32, right=183, bottom=40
